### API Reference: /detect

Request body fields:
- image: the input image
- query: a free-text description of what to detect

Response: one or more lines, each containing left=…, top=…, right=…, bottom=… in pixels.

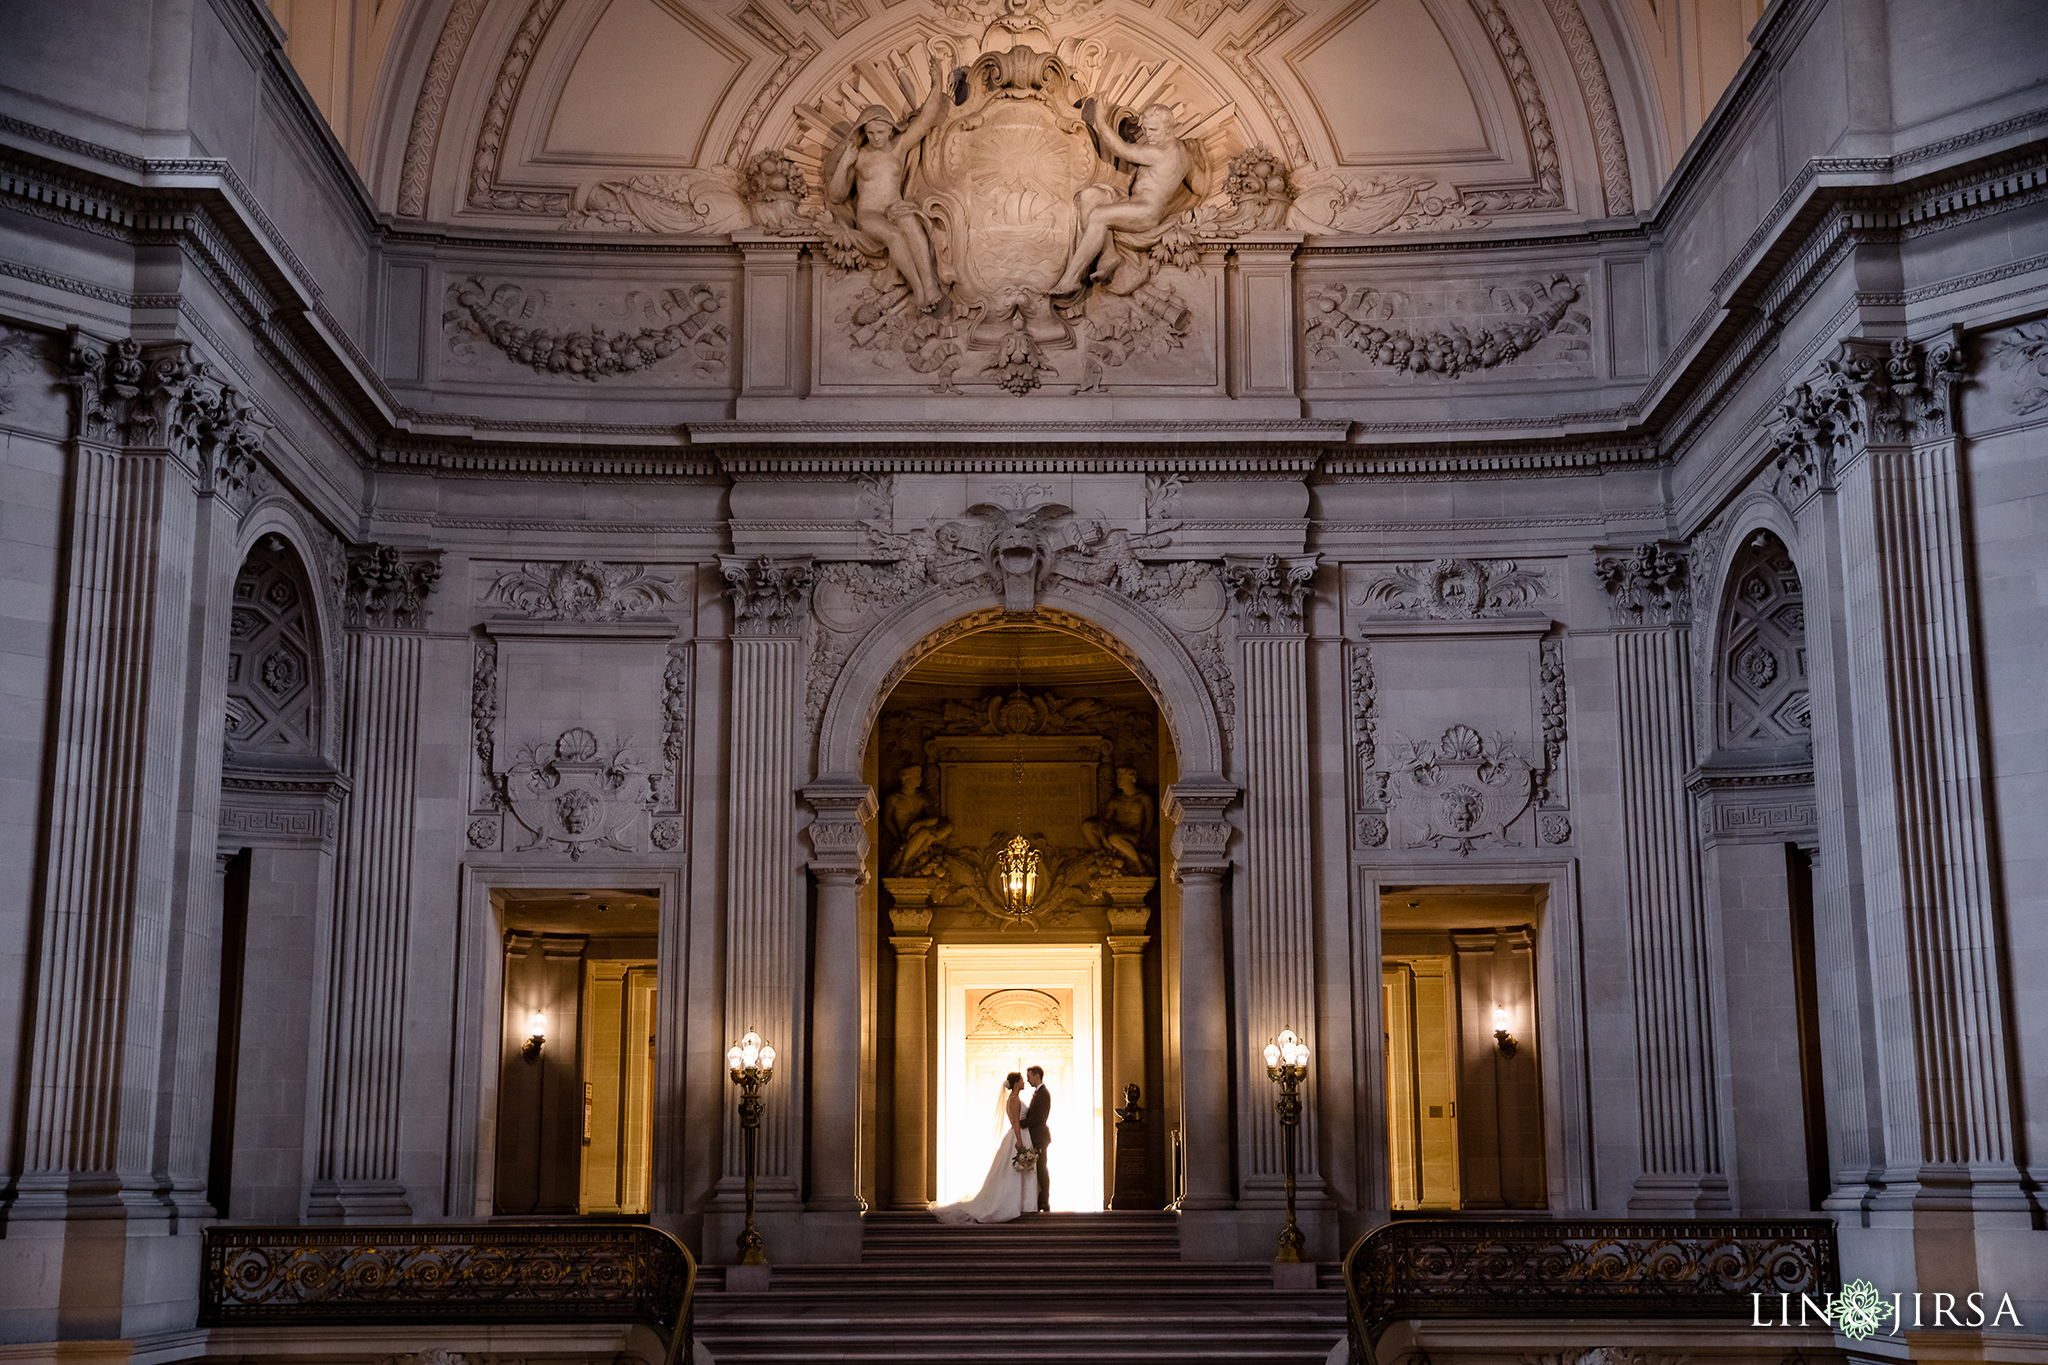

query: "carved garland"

left=1464, top=0, right=1566, bottom=213
left=1305, top=277, right=1589, bottom=377
left=444, top=278, right=729, bottom=381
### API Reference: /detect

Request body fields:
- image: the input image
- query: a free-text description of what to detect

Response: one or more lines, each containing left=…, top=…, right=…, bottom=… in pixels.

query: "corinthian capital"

left=344, top=543, right=441, bottom=631
left=1223, top=553, right=1319, bottom=634
left=719, top=554, right=815, bottom=637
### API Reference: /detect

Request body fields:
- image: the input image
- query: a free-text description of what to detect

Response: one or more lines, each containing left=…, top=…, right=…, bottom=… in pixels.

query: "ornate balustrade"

left=1344, top=1218, right=1838, bottom=1363
left=200, top=1224, right=696, bottom=1364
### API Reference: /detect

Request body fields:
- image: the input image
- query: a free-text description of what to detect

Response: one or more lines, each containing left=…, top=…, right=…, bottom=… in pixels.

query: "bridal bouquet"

left=1010, top=1146, right=1040, bottom=1173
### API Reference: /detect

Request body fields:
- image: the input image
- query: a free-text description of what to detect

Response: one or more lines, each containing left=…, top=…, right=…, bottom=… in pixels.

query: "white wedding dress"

left=934, top=1089, right=1032, bottom=1224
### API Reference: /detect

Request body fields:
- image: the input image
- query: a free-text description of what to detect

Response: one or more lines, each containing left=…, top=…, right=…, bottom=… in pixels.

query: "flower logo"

left=1834, top=1279, right=1892, bottom=1340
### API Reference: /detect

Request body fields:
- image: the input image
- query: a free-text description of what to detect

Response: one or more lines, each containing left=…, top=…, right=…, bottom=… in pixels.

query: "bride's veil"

left=993, top=1078, right=1013, bottom=1141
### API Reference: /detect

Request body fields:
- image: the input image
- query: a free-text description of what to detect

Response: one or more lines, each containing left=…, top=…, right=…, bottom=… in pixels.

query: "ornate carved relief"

left=721, top=554, right=816, bottom=636
left=1594, top=543, right=1688, bottom=627
left=1464, top=0, right=1565, bottom=213
left=443, top=278, right=729, bottom=382
left=1349, top=640, right=1377, bottom=776
left=1386, top=724, right=1534, bottom=856
left=397, top=0, right=490, bottom=216
left=471, top=640, right=498, bottom=808
left=659, top=647, right=691, bottom=813
left=1305, top=276, right=1590, bottom=378
left=1351, top=558, right=1551, bottom=620
left=483, top=560, right=684, bottom=621
left=1987, top=321, right=2048, bottom=414
left=344, top=544, right=440, bottom=631
left=784, top=0, right=866, bottom=38
left=973, top=988, right=1067, bottom=1036
left=1215, top=2, right=1308, bottom=166
left=1223, top=553, right=1318, bottom=633
left=1289, top=171, right=1487, bottom=235
left=1539, top=636, right=1567, bottom=803
left=467, top=0, right=570, bottom=216
left=0, top=325, right=50, bottom=415
left=66, top=336, right=269, bottom=509
left=1540, top=0, right=1634, bottom=217
left=1766, top=337, right=1967, bottom=508
left=500, top=727, right=654, bottom=859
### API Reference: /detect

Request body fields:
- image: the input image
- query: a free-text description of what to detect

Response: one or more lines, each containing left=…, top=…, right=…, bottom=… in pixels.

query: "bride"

left=935, top=1072, right=1034, bottom=1223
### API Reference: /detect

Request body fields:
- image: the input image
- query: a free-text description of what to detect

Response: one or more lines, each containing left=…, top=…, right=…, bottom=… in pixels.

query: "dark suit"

left=1022, top=1083, right=1051, bottom=1211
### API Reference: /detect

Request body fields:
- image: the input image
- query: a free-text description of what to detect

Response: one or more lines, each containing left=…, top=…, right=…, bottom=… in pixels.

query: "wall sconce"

left=523, top=1010, right=548, bottom=1064
left=1492, top=1006, right=1517, bottom=1058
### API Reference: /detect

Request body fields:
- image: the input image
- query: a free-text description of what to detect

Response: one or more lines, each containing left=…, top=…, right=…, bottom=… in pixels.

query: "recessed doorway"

left=935, top=945, right=1104, bottom=1211
left=1382, top=884, right=1548, bottom=1211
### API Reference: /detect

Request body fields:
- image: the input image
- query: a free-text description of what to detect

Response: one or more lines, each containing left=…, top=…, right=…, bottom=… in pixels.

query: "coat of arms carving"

left=498, top=726, right=655, bottom=859
left=792, top=11, right=1240, bottom=393
left=1386, top=724, right=1534, bottom=856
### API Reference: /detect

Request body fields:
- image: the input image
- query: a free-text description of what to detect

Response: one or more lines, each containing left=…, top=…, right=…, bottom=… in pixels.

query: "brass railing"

left=200, top=1224, right=696, bottom=1365
left=1343, top=1218, right=1838, bottom=1363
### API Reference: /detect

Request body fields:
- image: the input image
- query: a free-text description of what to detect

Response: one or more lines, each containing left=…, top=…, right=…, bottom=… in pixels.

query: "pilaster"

left=1162, top=779, right=1238, bottom=1250
left=713, top=556, right=814, bottom=1235
left=10, top=334, right=255, bottom=1337
left=1597, top=545, right=1728, bottom=1213
left=1819, top=339, right=2027, bottom=1230
left=801, top=776, right=875, bottom=1225
left=306, top=542, right=440, bottom=1222
left=884, top=879, right=936, bottom=1211
left=1225, top=553, right=1327, bottom=1224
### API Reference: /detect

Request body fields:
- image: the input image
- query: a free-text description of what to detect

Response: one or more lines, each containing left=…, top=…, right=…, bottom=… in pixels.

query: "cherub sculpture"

left=824, top=58, right=955, bottom=316
left=1051, top=101, right=1205, bottom=301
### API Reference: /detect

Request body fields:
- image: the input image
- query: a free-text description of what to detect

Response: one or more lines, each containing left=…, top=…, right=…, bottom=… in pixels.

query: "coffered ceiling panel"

left=541, top=0, right=744, bottom=163
left=1286, top=0, right=1492, bottom=164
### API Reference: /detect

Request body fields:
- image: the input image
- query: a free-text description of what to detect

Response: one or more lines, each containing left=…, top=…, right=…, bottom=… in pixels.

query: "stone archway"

left=801, top=583, right=1241, bottom=1242
left=814, top=584, right=1230, bottom=786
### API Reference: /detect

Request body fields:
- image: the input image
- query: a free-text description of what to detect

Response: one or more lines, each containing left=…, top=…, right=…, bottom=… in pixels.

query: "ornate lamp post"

left=1262, top=1029, right=1310, bottom=1264
left=725, top=1029, right=776, bottom=1266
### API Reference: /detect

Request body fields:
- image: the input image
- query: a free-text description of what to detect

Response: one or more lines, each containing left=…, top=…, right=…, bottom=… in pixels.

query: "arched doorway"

left=868, top=622, right=1175, bottom=1213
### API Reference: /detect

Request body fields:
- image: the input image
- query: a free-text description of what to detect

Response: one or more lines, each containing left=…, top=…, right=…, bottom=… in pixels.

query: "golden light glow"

left=995, top=833, right=1043, bottom=916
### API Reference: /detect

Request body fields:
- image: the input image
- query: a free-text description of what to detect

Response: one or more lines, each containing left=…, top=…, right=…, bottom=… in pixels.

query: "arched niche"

left=1711, top=527, right=1811, bottom=761
left=225, top=532, right=328, bottom=767
left=815, top=584, right=1228, bottom=784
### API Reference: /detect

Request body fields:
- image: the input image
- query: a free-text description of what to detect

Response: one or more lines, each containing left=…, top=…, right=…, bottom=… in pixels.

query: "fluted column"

left=1163, top=781, right=1238, bottom=1221
left=159, top=401, right=267, bottom=1219
left=15, top=341, right=209, bottom=1230
left=1223, top=554, right=1324, bottom=1216
left=307, top=544, right=439, bottom=1222
left=1819, top=339, right=2023, bottom=1217
left=802, top=777, right=875, bottom=1213
left=717, top=556, right=814, bottom=1217
left=884, top=881, right=935, bottom=1209
left=1598, top=547, right=1727, bottom=1213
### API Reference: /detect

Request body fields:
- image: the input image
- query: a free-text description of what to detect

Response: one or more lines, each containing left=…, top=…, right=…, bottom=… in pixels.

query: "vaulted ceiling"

left=266, top=0, right=1763, bottom=235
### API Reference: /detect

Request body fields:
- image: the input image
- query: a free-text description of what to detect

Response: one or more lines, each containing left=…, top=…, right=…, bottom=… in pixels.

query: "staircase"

left=693, top=1210, right=1347, bottom=1363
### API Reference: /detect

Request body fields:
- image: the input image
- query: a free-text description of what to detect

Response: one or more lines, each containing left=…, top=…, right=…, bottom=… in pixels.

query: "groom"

left=1021, top=1065, right=1051, bottom=1212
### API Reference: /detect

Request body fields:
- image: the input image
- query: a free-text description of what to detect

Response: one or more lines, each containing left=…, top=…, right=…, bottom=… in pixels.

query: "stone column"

left=715, top=556, right=814, bottom=1230
left=1596, top=544, right=1727, bottom=1213
left=1803, top=339, right=2025, bottom=1230
left=11, top=339, right=262, bottom=1336
left=1223, top=553, right=1324, bottom=1226
left=883, top=879, right=937, bottom=1209
left=158, top=397, right=267, bottom=1222
left=307, top=543, right=439, bottom=1222
left=1163, top=780, right=1238, bottom=1230
left=801, top=777, right=875, bottom=1216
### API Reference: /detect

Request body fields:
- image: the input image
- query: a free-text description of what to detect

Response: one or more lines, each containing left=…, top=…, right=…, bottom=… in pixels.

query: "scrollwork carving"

left=500, top=727, right=654, bottom=859
left=1352, top=558, right=1550, bottom=621
left=484, top=560, right=683, bottom=621
left=1539, top=637, right=1567, bottom=805
left=1987, top=321, right=2048, bottom=414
